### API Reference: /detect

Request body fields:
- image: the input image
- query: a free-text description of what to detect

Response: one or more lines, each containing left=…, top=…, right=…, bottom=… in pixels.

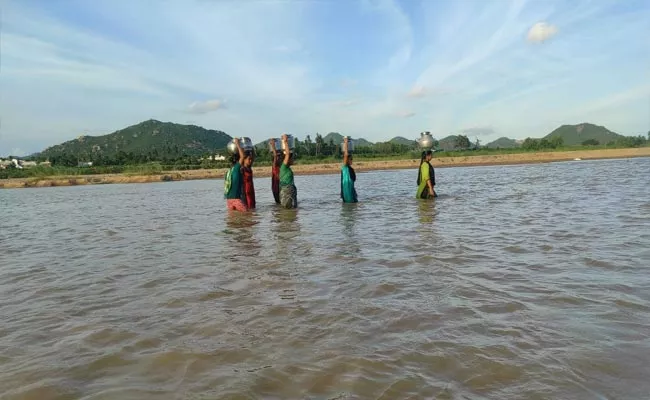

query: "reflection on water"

left=270, top=206, right=299, bottom=225
left=1, top=158, right=650, bottom=399
left=224, top=210, right=259, bottom=229
left=223, top=212, right=263, bottom=260
left=417, top=198, right=437, bottom=224
left=338, top=203, right=361, bottom=257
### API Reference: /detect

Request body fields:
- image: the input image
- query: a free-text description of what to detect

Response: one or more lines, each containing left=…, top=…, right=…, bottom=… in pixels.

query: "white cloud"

left=527, top=22, right=558, bottom=43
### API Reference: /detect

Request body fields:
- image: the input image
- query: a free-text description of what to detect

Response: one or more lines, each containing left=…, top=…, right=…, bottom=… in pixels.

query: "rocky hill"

left=485, top=137, right=521, bottom=149
left=35, top=120, right=232, bottom=160
left=322, top=132, right=373, bottom=147
left=388, top=136, right=417, bottom=147
left=543, top=123, right=623, bottom=146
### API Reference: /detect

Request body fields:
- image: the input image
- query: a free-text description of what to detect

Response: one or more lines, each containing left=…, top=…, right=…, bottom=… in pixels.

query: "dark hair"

left=346, top=153, right=353, bottom=166
left=230, top=153, right=239, bottom=165
left=421, top=150, right=433, bottom=160
left=417, top=150, right=433, bottom=185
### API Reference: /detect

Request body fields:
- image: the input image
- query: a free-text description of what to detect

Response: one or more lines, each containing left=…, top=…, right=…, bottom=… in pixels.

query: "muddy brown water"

left=1, top=157, right=649, bottom=399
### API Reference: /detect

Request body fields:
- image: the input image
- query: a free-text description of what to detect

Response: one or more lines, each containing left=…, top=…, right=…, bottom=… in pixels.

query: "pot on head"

left=282, top=134, right=295, bottom=153
left=227, top=140, right=237, bottom=154
left=240, top=137, right=253, bottom=151
left=341, top=136, right=355, bottom=153
left=272, top=138, right=282, bottom=152
left=227, top=137, right=254, bottom=154
left=417, top=131, right=435, bottom=149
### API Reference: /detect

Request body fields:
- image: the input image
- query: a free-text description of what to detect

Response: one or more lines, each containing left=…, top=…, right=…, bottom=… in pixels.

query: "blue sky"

left=1, top=0, right=649, bottom=156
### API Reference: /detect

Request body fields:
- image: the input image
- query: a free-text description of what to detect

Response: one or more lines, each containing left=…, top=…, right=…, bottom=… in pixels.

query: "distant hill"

left=254, top=138, right=274, bottom=150
left=438, top=135, right=458, bottom=151
left=35, top=120, right=232, bottom=159
left=544, top=123, right=624, bottom=146
left=322, top=132, right=344, bottom=144
left=355, top=138, right=373, bottom=147
left=322, top=132, right=373, bottom=147
left=485, top=137, right=520, bottom=149
left=389, top=136, right=417, bottom=147
left=254, top=133, right=373, bottom=150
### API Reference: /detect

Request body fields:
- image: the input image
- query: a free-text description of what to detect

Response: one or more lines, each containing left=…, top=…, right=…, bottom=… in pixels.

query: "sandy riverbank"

left=2, top=147, right=649, bottom=189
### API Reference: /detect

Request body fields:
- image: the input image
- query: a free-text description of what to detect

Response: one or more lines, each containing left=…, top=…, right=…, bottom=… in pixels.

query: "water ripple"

left=1, top=158, right=650, bottom=399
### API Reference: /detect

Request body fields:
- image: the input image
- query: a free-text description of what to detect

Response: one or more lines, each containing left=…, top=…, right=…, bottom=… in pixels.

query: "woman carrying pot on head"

left=416, top=149, right=437, bottom=199
left=279, top=134, right=298, bottom=209
left=240, top=148, right=256, bottom=210
left=340, top=137, right=358, bottom=203
left=224, top=139, right=248, bottom=212
left=268, top=138, right=281, bottom=204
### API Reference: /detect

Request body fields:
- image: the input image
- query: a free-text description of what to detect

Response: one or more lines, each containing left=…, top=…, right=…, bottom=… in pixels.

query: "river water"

left=1, top=157, right=649, bottom=400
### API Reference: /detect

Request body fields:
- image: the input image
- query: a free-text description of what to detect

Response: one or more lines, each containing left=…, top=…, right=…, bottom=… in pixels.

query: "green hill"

left=36, top=120, right=232, bottom=160
left=544, top=123, right=623, bottom=146
left=438, top=135, right=459, bottom=151
left=389, top=136, right=417, bottom=147
left=485, top=137, right=520, bottom=149
left=322, top=132, right=373, bottom=147
left=254, top=138, right=274, bottom=150
left=355, top=138, right=373, bottom=147
left=322, top=132, right=344, bottom=144
left=254, top=133, right=373, bottom=150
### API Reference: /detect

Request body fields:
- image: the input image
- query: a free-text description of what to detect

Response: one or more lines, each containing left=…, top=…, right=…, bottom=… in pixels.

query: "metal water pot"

left=341, top=136, right=355, bottom=153
left=227, top=137, right=254, bottom=154
left=417, top=131, right=435, bottom=149
left=272, top=138, right=282, bottom=152
left=240, top=137, right=253, bottom=151
left=282, top=135, right=295, bottom=153
left=227, top=140, right=237, bottom=154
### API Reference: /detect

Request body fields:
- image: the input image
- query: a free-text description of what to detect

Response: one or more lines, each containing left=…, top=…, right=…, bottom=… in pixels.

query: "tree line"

left=520, top=135, right=648, bottom=150
left=11, top=131, right=650, bottom=169
left=33, top=134, right=422, bottom=167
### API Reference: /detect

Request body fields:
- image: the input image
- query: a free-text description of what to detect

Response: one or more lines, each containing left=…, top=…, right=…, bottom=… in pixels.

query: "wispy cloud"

left=340, top=78, right=358, bottom=88
left=271, top=42, right=303, bottom=54
left=397, top=111, right=416, bottom=118
left=186, top=100, right=226, bottom=114
left=406, top=85, right=452, bottom=99
left=462, top=127, right=496, bottom=136
left=334, top=99, right=361, bottom=108
left=407, top=86, right=428, bottom=99
left=1, top=0, right=648, bottom=155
